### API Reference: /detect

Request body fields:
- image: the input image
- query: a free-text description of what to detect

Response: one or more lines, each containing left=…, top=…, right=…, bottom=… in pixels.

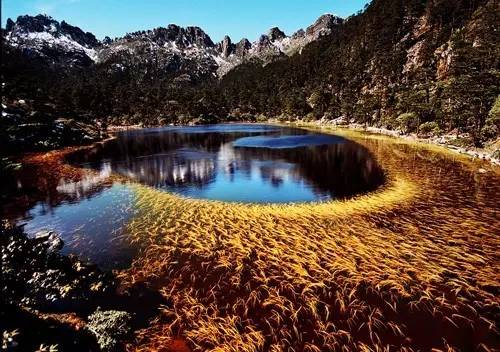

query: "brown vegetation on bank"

left=115, top=130, right=499, bottom=351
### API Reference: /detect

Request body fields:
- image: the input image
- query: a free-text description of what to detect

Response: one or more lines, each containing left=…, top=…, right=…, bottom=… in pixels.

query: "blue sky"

left=2, top=0, right=370, bottom=42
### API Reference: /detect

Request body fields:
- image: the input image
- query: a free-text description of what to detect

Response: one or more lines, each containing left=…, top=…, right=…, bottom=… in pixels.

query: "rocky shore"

left=289, top=118, right=500, bottom=166
left=1, top=99, right=107, bottom=160
left=0, top=221, right=166, bottom=351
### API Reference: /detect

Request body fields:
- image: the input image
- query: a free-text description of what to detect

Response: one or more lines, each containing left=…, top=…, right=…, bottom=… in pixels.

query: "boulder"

left=34, top=230, right=64, bottom=252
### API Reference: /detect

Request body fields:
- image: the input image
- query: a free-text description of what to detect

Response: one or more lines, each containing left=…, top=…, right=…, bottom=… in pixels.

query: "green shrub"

left=396, top=112, right=419, bottom=134
left=419, top=121, right=441, bottom=136
left=488, top=96, right=500, bottom=125
left=255, top=114, right=268, bottom=122
left=481, top=97, right=500, bottom=140
left=481, top=124, right=498, bottom=141
left=277, top=114, right=291, bottom=122
left=380, top=114, right=399, bottom=130
left=240, top=113, right=255, bottom=121
left=447, top=137, right=473, bottom=148
left=303, top=112, right=316, bottom=122
left=491, top=149, right=500, bottom=160
left=198, top=114, right=219, bottom=124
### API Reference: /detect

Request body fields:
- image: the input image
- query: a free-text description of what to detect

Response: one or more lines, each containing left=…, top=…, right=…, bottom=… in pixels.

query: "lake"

left=3, top=123, right=499, bottom=351
left=6, top=124, right=385, bottom=268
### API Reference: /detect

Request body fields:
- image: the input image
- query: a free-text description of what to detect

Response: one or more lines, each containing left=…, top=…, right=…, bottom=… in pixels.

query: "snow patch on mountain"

left=7, top=30, right=98, bottom=62
left=3, top=13, right=343, bottom=76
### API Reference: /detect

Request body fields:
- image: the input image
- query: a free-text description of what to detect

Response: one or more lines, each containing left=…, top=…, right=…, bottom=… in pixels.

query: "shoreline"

left=108, top=120, right=500, bottom=165
left=4, top=119, right=498, bottom=166
left=3, top=120, right=499, bottom=351
left=282, top=120, right=500, bottom=166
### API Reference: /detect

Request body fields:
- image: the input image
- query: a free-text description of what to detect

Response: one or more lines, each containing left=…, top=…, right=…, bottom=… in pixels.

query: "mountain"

left=2, top=0, right=499, bottom=151
left=3, top=13, right=341, bottom=78
left=214, top=14, right=344, bottom=75
left=0, top=12, right=344, bottom=151
left=5, top=15, right=100, bottom=66
left=218, top=0, right=499, bottom=145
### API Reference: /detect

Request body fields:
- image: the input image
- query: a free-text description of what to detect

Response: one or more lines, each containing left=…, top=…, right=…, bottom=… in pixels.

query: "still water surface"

left=10, top=124, right=385, bottom=267
left=67, top=124, right=384, bottom=203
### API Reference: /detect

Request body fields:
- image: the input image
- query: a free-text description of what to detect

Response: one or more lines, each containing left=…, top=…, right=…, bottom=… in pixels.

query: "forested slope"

left=220, top=0, right=500, bottom=145
left=2, top=0, right=499, bottom=151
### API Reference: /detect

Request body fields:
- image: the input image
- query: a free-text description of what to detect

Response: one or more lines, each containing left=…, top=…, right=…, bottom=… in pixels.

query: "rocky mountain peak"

left=257, top=34, right=271, bottom=46
left=219, top=35, right=234, bottom=57
left=268, top=27, right=286, bottom=41
left=291, top=29, right=306, bottom=40
left=60, top=20, right=100, bottom=48
left=8, top=14, right=58, bottom=33
left=235, top=38, right=252, bottom=58
left=4, top=14, right=100, bottom=66
left=6, top=18, right=15, bottom=32
left=102, top=36, right=112, bottom=45
left=166, top=24, right=181, bottom=38
left=306, top=14, right=343, bottom=39
left=3, top=12, right=346, bottom=77
left=123, top=24, right=215, bottom=49
left=184, top=26, right=214, bottom=47
left=6, top=14, right=99, bottom=48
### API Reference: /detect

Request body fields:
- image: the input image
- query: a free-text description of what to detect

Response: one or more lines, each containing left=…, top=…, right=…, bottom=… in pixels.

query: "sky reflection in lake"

left=68, top=124, right=385, bottom=203
left=10, top=124, right=385, bottom=267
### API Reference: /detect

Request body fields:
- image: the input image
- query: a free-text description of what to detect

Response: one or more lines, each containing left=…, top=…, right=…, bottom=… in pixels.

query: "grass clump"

left=114, top=128, right=499, bottom=351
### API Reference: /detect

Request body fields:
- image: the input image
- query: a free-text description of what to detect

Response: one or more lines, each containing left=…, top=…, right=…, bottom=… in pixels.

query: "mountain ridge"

left=3, top=13, right=342, bottom=76
left=1, top=0, right=498, bottom=153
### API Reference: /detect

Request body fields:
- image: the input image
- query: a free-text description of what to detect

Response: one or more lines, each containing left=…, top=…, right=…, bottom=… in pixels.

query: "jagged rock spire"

left=221, top=35, right=233, bottom=57
left=268, top=27, right=286, bottom=41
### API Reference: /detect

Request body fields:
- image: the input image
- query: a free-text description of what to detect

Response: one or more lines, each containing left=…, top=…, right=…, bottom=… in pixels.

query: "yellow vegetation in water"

left=118, top=128, right=499, bottom=351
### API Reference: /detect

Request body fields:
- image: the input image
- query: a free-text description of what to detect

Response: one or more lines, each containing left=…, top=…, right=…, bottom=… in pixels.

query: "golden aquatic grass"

left=297, top=123, right=498, bottom=174
left=90, top=127, right=498, bottom=351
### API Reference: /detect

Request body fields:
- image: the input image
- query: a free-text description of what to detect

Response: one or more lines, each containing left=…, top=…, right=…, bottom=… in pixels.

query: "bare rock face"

left=435, top=42, right=454, bottom=79
left=6, top=18, right=15, bottom=32
left=268, top=27, right=286, bottom=41
left=34, top=231, right=64, bottom=253
left=3, top=13, right=344, bottom=77
left=256, top=34, right=272, bottom=49
left=403, top=40, right=427, bottom=74
left=4, top=14, right=100, bottom=66
left=185, top=26, right=214, bottom=47
left=61, top=20, right=100, bottom=48
left=291, top=29, right=306, bottom=40
left=102, top=36, right=112, bottom=45
left=251, top=34, right=282, bottom=60
left=7, top=15, right=99, bottom=47
left=243, top=14, right=343, bottom=61
left=220, top=35, right=234, bottom=57
left=98, top=23, right=222, bottom=82
left=124, top=24, right=214, bottom=48
left=306, top=14, right=343, bottom=39
left=235, top=38, right=252, bottom=58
